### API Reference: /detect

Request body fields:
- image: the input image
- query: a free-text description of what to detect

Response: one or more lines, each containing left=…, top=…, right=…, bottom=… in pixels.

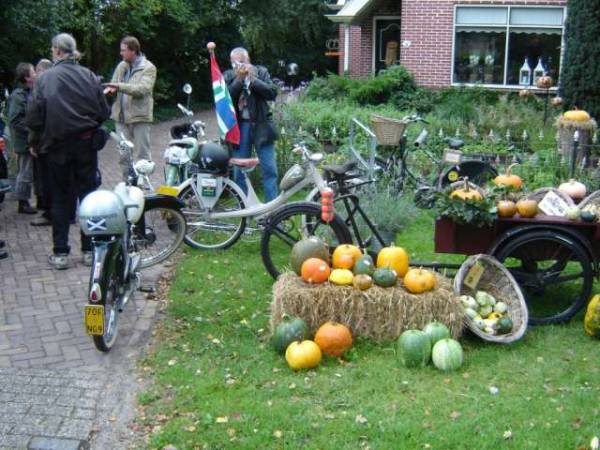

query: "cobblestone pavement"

left=0, top=110, right=217, bottom=449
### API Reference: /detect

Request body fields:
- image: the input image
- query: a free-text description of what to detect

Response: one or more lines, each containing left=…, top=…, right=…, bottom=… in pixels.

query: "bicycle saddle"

left=229, top=158, right=260, bottom=168
left=322, top=160, right=358, bottom=177
left=445, top=138, right=464, bottom=149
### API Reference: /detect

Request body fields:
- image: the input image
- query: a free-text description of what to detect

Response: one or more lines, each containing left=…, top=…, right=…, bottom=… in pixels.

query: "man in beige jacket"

left=104, top=36, right=156, bottom=178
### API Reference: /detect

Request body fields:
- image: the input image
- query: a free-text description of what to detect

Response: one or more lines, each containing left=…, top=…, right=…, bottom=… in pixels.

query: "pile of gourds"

left=459, top=291, right=513, bottom=335
left=291, top=238, right=437, bottom=294
left=272, top=317, right=354, bottom=370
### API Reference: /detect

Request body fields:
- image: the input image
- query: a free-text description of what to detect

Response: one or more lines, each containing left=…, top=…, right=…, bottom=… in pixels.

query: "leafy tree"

left=238, top=0, right=337, bottom=81
left=561, top=0, right=600, bottom=119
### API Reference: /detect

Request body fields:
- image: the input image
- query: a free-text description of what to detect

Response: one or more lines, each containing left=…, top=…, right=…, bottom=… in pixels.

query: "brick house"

left=327, top=0, right=567, bottom=89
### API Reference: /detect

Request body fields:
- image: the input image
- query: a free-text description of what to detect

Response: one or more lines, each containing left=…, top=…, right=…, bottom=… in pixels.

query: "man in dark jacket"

left=26, top=33, right=110, bottom=270
left=8, top=62, right=37, bottom=214
left=224, top=47, right=279, bottom=201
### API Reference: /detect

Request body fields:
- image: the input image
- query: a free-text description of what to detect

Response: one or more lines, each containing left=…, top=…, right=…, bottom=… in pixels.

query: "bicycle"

left=370, top=115, right=498, bottom=208
left=169, top=140, right=359, bottom=251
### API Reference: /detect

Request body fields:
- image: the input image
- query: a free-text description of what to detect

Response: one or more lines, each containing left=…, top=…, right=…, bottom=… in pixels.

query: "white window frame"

left=451, top=4, right=566, bottom=90
left=372, top=16, right=402, bottom=74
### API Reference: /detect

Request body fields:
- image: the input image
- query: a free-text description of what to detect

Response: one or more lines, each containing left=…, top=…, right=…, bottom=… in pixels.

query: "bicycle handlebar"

left=177, top=103, right=194, bottom=117
left=413, top=129, right=429, bottom=147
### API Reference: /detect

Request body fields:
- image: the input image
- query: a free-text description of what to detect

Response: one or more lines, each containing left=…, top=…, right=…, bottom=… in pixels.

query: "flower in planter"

left=484, top=55, right=495, bottom=66
left=469, top=54, right=480, bottom=67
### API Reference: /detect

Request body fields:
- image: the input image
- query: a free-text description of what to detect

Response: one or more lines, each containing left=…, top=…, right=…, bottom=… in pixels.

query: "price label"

left=464, top=261, right=485, bottom=290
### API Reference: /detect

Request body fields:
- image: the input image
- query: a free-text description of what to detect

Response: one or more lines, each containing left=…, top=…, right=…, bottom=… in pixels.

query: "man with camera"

left=224, top=47, right=279, bottom=201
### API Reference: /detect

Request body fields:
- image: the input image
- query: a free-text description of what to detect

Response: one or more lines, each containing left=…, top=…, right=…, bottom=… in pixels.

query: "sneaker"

left=18, top=201, right=37, bottom=215
left=31, top=215, right=52, bottom=226
left=0, top=249, right=7, bottom=260
left=48, top=253, right=69, bottom=270
left=82, top=252, right=93, bottom=267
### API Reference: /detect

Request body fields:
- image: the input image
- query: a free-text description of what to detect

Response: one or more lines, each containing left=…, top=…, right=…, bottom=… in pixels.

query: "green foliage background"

left=561, top=0, right=600, bottom=119
left=0, top=0, right=335, bottom=103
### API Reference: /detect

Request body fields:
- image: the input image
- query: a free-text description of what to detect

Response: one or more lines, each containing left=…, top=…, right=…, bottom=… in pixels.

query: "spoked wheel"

left=136, top=205, right=186, bottom=269
left=493, top=231, right=593, bottom=324
left=179, top=184, right=246, bottom=250
left=261, top=202, right=352, bottom=280
left=93, top=270, right=119, bottom=352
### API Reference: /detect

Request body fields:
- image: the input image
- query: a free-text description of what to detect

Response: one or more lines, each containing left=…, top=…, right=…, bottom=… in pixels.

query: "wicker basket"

left=454, top=254, right=528, bottom=344
left=370, top=114, right=408, bottom=146
left=578, top=190, right=600, bottom=211
left=525, top=188, right=575, bottom=212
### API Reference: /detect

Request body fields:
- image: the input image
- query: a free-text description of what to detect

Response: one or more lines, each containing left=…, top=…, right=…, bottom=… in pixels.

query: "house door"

left=374, top=18, right=401, bottom=73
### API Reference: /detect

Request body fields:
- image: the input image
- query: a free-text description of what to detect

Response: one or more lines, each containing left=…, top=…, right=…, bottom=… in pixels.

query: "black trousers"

left=47, top=137, right=98, bottom=255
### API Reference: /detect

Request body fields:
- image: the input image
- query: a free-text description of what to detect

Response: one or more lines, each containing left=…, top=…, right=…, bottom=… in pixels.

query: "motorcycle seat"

left=323, top=160, right=357, bottom=177
left=229, top=158, right=260, bottom=168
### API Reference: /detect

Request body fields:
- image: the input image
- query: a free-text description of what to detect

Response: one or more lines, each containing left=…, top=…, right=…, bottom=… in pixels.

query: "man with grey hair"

left=224, top=47, right=279, bottom=201
left=104, top=36, right=156, bottom=179
left=26, top=33, right=110, bottom=270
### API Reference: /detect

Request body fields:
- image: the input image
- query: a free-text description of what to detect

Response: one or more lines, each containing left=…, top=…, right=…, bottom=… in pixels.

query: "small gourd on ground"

left=584, top=294, right=600, bottom=338
left=314, top=322, right=353, bottom=357
left=397, top=329, right=431, bottom=368
left=285, top=340, right=322, bottom=370
left=272, top=316, right=309, bottom=354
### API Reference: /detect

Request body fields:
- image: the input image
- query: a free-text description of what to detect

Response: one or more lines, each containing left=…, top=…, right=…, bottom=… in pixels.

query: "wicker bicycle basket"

left=454, top=254, right=528, bottom=343
left=370, top=114, right=408, bottom=146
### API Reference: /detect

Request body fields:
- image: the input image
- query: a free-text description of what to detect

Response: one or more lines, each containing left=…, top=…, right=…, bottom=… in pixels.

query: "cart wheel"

left=493, top=230, right=593, bottom=325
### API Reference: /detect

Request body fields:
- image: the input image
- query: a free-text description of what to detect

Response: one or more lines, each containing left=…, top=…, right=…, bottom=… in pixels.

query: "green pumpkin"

left=397, top=329, right=431, bottom=368
left=422, top=322, right=451, bottom=346
left=353, top=254, right=375, bottom=276
left=372, top=267, right=397, bottom=288
left=290, top=237, right=330, bottom=275
left=431, top=338, right=463, bottom=371
left=581, top=210, right=597, bottom=223
left=495, top=316, right=513, bottom=335
left=272, top=317, right=309, bottom=354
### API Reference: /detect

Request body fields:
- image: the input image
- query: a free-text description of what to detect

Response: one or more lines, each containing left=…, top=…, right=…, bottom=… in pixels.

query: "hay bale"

left=270, top=272, right=463, bottom=342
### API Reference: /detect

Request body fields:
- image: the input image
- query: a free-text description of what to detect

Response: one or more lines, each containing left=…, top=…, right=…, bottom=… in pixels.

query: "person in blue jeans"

left=224, top=47, right=279, bottom=202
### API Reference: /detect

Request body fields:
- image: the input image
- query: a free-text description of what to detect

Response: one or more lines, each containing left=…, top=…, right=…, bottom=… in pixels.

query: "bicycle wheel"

left=136, top=205, right=186, bottom=268
left=92, top=267, right=119, bottom=352
left=493, top=230, right=593, bottom=324
left=261, top=202, right=352, bottom=280
left=179, top=183, right=246, bottom=250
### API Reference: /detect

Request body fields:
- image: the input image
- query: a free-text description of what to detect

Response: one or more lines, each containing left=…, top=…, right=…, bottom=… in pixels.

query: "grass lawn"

left=136, top=210, right=599, bottom=450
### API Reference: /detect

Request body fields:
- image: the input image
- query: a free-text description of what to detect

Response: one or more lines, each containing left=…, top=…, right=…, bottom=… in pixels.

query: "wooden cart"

left=430, top=215, right=599, bottom=325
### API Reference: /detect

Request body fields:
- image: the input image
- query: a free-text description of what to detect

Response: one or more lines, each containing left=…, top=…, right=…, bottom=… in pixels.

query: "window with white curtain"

left=453, top=6, right=564, bottom=87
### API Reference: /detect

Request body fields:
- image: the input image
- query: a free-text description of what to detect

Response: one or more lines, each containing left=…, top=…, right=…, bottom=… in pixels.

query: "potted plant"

left=358, top=185, right=417, bottom=251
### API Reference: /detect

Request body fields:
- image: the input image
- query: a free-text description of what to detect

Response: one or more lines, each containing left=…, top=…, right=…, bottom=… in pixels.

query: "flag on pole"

left=210, top=52, right=240, bottom=145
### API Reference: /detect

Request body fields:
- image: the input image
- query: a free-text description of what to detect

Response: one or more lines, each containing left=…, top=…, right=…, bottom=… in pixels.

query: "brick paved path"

left=0, top=110, right=217, bottom=449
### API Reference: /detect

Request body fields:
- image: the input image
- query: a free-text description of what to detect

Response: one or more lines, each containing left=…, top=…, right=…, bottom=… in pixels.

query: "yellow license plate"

left=84, top=305, right=105, bottom=336
left=156, top=185, right=179, bottom=196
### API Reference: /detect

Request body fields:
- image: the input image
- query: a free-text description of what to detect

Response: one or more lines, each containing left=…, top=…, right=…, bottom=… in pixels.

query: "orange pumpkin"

left=376, top=244, right=409, bottom=277
left=403, top=268, right=436, bottom=294
left=536, top=75, right=553, bottom=89
left=450, top=178, right=483, bottom=201
left=332, top=244, right=362, bottom=269
left=551, top=96, right=563, bottom=107
left=301, top=258, right=331, bottom=284
left=493, top=164, right=522, bottom=190
left=314, top=321, right=353, bottom=357
left=516, top=199, right=538, bottom=218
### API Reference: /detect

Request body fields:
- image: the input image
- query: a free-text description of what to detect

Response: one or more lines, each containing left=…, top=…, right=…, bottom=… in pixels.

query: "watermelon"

left=431, top=338, right=463, bottom=371
left=397, top=330, right=431, bottom=368
left=422, top=322, right=451, bottom=346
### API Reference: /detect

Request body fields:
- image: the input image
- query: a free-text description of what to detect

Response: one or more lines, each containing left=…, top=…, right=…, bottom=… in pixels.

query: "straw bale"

left=270, top=272, right=463, bottom=342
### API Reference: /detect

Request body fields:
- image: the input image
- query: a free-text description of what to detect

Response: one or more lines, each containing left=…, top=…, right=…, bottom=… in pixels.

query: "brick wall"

left=337, top=0, right=567, bottom=87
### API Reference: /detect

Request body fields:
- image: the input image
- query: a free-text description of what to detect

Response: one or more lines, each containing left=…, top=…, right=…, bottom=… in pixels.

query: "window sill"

left=451, top=82, right=559, bottom=92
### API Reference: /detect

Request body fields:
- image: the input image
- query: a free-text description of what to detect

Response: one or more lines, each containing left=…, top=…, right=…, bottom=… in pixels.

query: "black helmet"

left=170, top=123, right=193, bottom=139
left=196, top=142, right=229, bottom=175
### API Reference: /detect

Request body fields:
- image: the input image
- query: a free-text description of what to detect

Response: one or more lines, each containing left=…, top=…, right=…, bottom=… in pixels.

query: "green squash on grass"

left=272, top=316, right=309, bottom=354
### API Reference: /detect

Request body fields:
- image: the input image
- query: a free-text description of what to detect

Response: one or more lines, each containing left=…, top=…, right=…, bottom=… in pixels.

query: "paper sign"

left=464, top=261, right=485, bottom=290
left=538, top=190, right=570, bottom=217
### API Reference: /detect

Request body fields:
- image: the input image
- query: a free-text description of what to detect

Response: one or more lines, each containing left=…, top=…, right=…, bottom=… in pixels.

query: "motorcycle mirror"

left=182, top=83, right=192, bottom=95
